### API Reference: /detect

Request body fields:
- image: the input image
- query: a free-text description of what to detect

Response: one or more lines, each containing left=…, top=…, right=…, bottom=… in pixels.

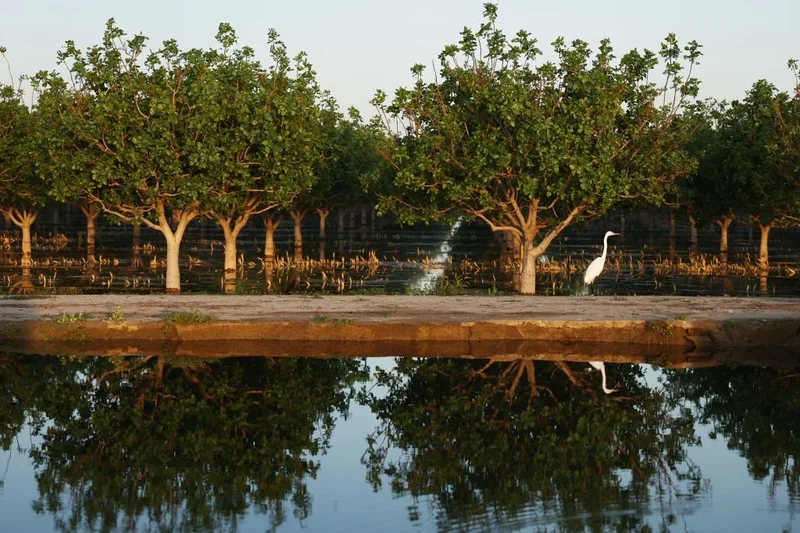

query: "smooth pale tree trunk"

left=758, top=223, right=772, bottom=268
left=4, top=208, right=38, bottom=267
left=131, top=223, right=143, bottom=269
left=21, top=221, right=33, bottom=267
left=217, top=214, right=251, bottom=277
left=520, top=241, right=537, bottom=295
left=317, top=208, right=329, bottom=241
left=715, top=216, right=733, bottom=268
left=161, top=210, right=198, bottom=294
left=481, top=203, right=582, bottom=295
left=290, top=210, right=307, bottom=262
left=262, top=213, right=282, bottom=263
left=80, top=203, right=100, bottom=266
left=128, top=201, right=199, bottom=294
left=688, top=216, right=698, bottom=257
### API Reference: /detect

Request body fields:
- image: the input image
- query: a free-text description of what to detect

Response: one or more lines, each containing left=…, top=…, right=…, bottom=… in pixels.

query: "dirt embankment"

left=1, top=295, right=799, bottom=363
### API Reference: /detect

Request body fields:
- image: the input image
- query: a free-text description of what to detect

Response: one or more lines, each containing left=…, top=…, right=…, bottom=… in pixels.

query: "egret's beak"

left=610, top=232, right=620, bottom=236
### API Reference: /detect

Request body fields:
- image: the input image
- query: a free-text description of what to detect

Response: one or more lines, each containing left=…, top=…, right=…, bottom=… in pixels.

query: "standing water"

left=0, top=352, right=799, bottom=532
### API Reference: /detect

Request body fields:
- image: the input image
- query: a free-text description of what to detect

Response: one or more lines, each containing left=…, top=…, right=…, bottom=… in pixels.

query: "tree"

left=300, top=106, right=385, bottom=260
left=722, top=80, right=800, bottom=267
left=0, top=52, right=47, bottom=267
left=196, top=26, right=326, bottom=279
left=370, top=4, right=701, bottom=294
left=45, top=21, right=326, bottom=293
left=681, top=101, right=741, bottom=263
left=43, top=22, right=208, bottom=293
left=33, top=70, right=105, bottom=267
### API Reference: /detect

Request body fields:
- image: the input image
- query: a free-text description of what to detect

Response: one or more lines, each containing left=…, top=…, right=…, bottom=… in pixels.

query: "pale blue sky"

left=1, top=0, right=797, bottom=116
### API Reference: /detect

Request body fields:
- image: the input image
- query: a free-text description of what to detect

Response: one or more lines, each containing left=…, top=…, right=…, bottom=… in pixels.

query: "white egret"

left=583, top=231, right=620, bottom=286
left=588, top=361, right=617, bottom=394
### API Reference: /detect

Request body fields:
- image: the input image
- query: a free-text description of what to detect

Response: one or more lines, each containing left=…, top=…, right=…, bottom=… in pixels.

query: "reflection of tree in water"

left=668, top=366, right=800, bottom=504
left=360, top=358, right=704, bottom=532
left=0, top=354, right=366, bottom=532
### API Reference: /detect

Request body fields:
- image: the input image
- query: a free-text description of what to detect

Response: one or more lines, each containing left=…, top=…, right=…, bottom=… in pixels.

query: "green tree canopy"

left=369, top=4, right=701, bottom=293
left=38, top=21, right=328, bottom=292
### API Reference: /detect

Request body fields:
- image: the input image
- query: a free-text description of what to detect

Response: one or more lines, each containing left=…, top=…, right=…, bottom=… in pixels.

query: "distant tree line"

left=1, top=4, right=798, bottom=294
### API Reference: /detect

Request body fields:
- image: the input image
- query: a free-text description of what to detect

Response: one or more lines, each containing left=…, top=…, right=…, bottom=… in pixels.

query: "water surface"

left=1, top=353, right=798, bottom=532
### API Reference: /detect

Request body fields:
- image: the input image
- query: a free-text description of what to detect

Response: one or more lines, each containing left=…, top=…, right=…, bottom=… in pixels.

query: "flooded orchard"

left=1, top=208, right=799, bottom=297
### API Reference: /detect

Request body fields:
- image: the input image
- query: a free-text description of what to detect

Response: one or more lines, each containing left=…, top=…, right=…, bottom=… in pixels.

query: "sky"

left=1, top=0, right=797, bottom=117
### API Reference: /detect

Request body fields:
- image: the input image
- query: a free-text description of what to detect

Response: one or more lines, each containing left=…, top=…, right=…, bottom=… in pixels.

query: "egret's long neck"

left=601, top=234, right=610, bottom=260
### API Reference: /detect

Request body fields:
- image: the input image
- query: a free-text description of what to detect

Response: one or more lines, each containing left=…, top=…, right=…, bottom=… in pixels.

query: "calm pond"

left=0, top=353, right=798, bottom=532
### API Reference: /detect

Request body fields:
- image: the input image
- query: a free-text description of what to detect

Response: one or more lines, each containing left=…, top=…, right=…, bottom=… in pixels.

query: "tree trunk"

left=131, top=223, right=143, bottom=269
left=359, top=205, right=368, bottom=242
left=21, top=221, right=33, bottom=267
left=2, top=211, right=10, bottom=230
left=758, top=223, right=772, bottom=268
left=688, top=216, right=698, bottom=257
left=4, top=208, right=38, bottom=267
left=317, top=208, right=329, bottom=241
left=165, top=233, right=181, bottom=294
left=290, top=210, right=306, bottom=262
left=264, top=260, right=275, bottom=294
left=348, top=208, right=356, bottom=229
left=80, top=203, right=100, bottom=266
left=519, top=240, right=537, bottom=295
left=716, top=215, right=733, bottom=268
left=668, top=212, right=676, bottom=261
left=148, top=203, right=198, bottom=295
left=337, top=210, right=345, bottom=239
left=51, top=208, right=60, bottom=235
left=262, top=213, right=282, bottom=263
left=218, top=214, right=250, bottom=278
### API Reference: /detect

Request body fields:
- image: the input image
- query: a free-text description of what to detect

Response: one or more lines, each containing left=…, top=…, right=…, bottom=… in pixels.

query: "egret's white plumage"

left=583, top=231, right=620, bottom=286
left=588, top=361, right=617, bottom=394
